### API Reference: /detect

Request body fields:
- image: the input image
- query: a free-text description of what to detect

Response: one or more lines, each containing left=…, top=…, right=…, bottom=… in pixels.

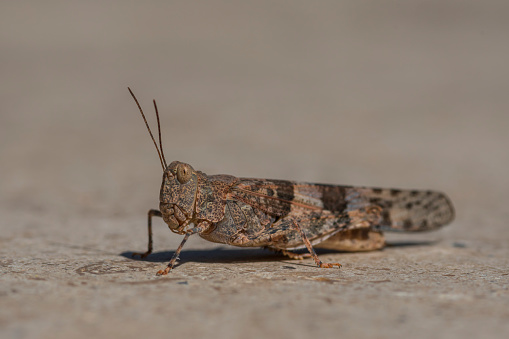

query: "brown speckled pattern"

left=156, top=161, right=454, bottom=252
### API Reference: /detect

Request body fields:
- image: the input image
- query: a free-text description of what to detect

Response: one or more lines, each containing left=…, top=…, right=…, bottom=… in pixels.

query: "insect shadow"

left=121, top=240, right=434, bottom=266
left=122, top=247, right=277, bottom=264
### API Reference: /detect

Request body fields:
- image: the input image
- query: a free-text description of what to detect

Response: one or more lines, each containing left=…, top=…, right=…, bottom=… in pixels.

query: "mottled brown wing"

left=232, top=179, right=454, bottom=232
left=354, top=187, right=455, bottom=232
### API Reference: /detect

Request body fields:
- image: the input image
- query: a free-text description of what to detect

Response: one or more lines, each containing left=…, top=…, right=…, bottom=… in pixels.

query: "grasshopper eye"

left=176, top=164, right=192, bottom=184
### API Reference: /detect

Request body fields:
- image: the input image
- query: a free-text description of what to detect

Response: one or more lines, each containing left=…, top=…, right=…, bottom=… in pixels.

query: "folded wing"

left=232, top=179, right=454, bottom=232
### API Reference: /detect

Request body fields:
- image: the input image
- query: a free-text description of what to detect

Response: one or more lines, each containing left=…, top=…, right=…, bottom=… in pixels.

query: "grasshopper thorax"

left=159, top=161, right=199, bottom=234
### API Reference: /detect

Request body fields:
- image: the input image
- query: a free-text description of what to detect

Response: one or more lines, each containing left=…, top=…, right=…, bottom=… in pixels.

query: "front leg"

left=132, top=209, right=162, bottom=258
left=157, top=221, right=211, bottom=276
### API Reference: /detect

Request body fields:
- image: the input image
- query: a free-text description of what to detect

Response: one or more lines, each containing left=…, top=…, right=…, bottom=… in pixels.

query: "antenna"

left=128, top=87, right=166, bottom=171
left=153, top=99, right=168, bottom=168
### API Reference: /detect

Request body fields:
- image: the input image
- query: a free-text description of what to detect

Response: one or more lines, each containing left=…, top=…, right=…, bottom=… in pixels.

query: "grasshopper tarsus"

left=156, top=268, right=171, bottom=276
left=132, top=251, right=152, bottom=259
left=318, top=262, right=342, bottom=269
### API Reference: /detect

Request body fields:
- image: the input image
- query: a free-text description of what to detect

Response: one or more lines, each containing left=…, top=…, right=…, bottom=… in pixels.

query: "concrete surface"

left=1, top=1, right=508, bottom=338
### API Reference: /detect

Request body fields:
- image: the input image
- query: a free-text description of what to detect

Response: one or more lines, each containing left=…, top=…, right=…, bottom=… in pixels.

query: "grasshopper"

left=128, top=88, right=455, bottom=275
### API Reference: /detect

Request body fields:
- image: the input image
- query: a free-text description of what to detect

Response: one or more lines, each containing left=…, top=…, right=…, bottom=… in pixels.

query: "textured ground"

left=1, top=2, right=508, bottom=339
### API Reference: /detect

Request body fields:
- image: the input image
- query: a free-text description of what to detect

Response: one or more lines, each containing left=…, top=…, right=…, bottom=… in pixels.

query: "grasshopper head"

left=159, top=161, right=198, bottom=233
left=128, top=89, right=199, bottom=234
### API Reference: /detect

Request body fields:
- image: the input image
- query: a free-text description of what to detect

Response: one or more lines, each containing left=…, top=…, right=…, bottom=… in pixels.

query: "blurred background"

left=1, top=1, right=508, bottom=240
left=1, top=1, right=509, bottom=338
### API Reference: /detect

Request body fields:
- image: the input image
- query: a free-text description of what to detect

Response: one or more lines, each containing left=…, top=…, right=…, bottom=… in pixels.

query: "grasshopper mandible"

left=128, top=88, right=455, bottom=276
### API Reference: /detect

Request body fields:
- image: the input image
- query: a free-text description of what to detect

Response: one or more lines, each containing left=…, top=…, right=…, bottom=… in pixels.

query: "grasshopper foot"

left=132, top=251, right=152, bottom=259
left=318, top=262, right=342, bottom=269
left=156, top=266, right=172, bottom=276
